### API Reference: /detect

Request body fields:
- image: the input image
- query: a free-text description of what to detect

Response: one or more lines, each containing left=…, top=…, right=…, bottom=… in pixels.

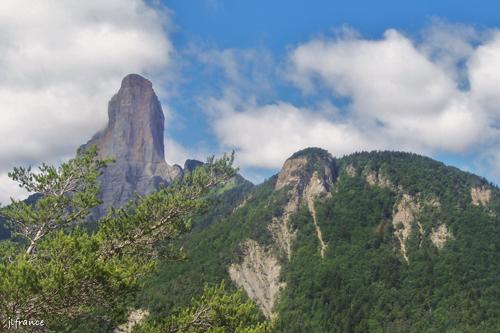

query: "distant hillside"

left=139, top=148, right=500, bottom=332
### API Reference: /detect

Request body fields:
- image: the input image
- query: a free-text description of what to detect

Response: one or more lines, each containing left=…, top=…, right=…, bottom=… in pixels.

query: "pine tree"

left=135, top=282, right=273, bottom=333
left=0, top=147, right=236, bottom=332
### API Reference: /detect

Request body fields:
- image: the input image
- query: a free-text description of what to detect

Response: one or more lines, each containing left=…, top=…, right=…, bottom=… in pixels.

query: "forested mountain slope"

left=139, top=148, right=499, bottom=333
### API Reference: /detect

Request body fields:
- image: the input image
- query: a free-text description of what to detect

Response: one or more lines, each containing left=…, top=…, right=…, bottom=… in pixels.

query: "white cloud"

left=0, top=173, right=29, bottom=206
left=468, top=31, right=500, bottom=118
left=0, top=0, right=173, bottom=203
left=209, top=23, right=500, bottom=179
left=212, top=101, right=376, bottom=168
left=287, top=28, right=488, bottom=151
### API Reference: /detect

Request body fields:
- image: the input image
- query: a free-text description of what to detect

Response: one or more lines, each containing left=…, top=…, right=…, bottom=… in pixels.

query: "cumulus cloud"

left=0, top=0, right=173, bottom=204
left=288, top=28, right=493, bottom=150
left=211, top=100, right=376, bottom=168
left=468, top=32, right=500, bottom=117
left=210, top=22, right=500, bottom=179
left=0, top=173, right=29, bottom=206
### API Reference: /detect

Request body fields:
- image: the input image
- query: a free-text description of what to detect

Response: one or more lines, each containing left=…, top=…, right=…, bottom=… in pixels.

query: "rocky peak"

left=275, top=147, right=336, bottom=193
left=84, top=74, right=182, bottom=216
left=270, top=148, right=336, bottom=259
left=92, top=74, right=165, bottom=163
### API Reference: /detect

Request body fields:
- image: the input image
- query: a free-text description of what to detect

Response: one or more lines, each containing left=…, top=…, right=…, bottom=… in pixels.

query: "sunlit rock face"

left=229, top=240, right=285, bottom=319
left=83, top=74, right=182, bottom=217
left=471, top=185, right=492, bottom=207
left=271, top=148, right=336, bottom=258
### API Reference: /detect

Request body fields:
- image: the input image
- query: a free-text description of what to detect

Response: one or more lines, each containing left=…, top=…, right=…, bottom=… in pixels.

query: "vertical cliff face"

left=84, top=74, right=182, bottom=216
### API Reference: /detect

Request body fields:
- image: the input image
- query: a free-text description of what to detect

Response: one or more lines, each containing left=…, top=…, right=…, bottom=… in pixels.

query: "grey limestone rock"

left=83, top=74, right=182, bottom=217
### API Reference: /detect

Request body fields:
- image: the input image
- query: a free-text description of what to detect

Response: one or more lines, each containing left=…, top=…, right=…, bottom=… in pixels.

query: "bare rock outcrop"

left=471, top=186, right=492, bottom=207
left=304, top=172, right=329, bottom=257
left=268, top=215, right=296, bottom=260
left=391, top=191, right=450, bottom=261
left=391, top=193, right=446, bottom=261
left=114, top=309, right=149, bottom=333
left=365, top=169, right=378, bottom=186
left=271, top=149, right=335, bottom=258
left=430, top=224, right=453, bottom=249
left=392, top=194, right=419, bottom=263
left=344, top=164, right=356, bottom=177
left=83, top=74, right=182, bottom=216
left=275, top=156, right=309, bottom=191
left=364, top=169, right=394, bottom=189
left=228, top=240, right=285, bottom=318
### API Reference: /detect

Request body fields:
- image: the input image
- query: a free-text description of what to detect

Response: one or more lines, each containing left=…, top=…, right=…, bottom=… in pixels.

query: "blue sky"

left=0, top=0, right=499, bottom=203
left=166, top=0, right=500, bottom=48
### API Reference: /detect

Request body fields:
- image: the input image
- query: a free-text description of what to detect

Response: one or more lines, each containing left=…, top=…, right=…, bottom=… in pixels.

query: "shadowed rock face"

left=84, top=74, right=182, bottom=216
left=183, top=159, right=204, bottom=173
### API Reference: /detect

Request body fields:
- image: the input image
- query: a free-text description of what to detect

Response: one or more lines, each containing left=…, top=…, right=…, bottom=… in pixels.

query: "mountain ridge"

left=139, top=148, right=499, bottom=332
